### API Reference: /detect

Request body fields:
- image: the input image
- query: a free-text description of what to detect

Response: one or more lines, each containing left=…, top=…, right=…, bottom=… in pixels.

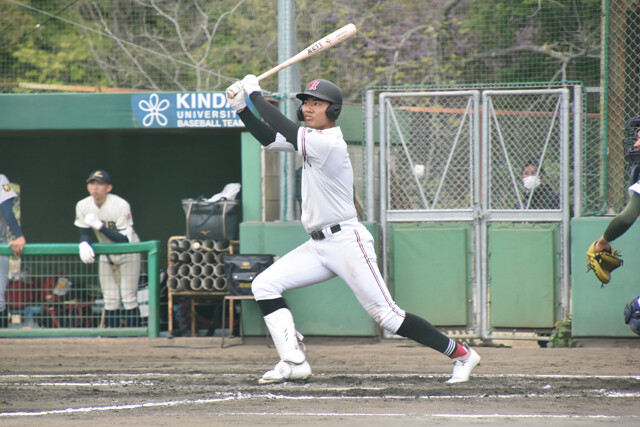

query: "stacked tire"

left=167, top=237, right=229, bottom=292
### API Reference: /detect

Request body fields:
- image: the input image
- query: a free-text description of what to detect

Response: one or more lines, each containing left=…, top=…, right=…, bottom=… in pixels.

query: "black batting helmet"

left=296, top=79, right=342, bottom=122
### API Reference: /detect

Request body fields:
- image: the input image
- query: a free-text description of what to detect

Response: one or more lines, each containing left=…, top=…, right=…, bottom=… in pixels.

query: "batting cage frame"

left=366, top=85, right=578, bottom=342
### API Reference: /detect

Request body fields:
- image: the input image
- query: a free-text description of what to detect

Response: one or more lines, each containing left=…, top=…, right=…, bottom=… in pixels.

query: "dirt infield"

left=1, top=336, right=640, bottom=425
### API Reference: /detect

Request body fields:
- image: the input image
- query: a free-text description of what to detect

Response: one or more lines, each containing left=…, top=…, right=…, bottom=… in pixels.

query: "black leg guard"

left=124, top=307, right=140, bottom=327
left=396, top=312, right=451, bottom=354
left=256, top=297, right=289, bottom=317
left=0, top=310, right=8, bottom=328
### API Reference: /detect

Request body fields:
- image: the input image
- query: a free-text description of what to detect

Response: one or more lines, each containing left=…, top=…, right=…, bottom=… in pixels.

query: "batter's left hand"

left=226, top=81, right=246, bottom=111
left=85, top=213, right=103, bottom=231
left=241, top=74, right=261, bottom=95
left=8, top=236, right=25, bottom=257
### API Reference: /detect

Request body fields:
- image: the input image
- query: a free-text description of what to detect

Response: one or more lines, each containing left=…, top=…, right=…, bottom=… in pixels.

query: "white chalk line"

left=0, top=396, right=235, bottom=417
left=1, top=393, right=639, bottom=420
left=2, top=371, right=639, bottom=418
left=1, top=372, right=638, bottom=388
left=1, top=372, right=638, bottom=380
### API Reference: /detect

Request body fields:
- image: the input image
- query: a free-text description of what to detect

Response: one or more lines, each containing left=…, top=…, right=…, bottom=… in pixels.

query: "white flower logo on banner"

left=138, top=94, right=170, bottom=126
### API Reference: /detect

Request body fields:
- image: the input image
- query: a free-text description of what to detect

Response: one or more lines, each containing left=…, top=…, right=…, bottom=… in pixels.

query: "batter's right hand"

left=79, top=241, right=95, bottom=264
left=226, top=81, right=246, bottom=111
left=241, top=74, right=261, bottom=95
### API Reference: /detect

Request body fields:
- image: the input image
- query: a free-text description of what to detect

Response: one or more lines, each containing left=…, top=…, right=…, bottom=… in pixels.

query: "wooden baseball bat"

left=227, top=23, right=357, bottom=97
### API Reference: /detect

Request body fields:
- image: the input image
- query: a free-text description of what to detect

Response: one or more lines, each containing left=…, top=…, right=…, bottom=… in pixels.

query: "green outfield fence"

left=0, top=241, right=160, bottom=338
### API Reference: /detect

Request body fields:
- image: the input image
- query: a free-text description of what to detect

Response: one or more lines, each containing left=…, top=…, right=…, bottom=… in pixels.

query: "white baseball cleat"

left=446, top=343, right=481, bottom=384
left=258, top=360, right=312, bottom=384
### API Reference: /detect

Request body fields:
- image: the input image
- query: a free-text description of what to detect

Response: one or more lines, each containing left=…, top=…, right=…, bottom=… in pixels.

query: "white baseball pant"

left=252, top=220, right=406, bottom=333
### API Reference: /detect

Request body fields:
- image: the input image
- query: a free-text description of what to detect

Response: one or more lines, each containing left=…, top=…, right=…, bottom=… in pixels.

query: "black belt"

left=310, top=224, right=341, bottom=241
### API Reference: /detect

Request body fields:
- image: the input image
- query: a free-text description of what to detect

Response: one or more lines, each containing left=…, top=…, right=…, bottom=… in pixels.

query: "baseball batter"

left=1, top=173, right=26, bottom=328
left=226, top=76, right=481, bottom=384
left=74, top=170, right=141, bottom=328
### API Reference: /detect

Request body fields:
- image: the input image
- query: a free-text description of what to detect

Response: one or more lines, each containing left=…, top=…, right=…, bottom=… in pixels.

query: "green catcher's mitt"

left=586, top=241, right=623, bottom=286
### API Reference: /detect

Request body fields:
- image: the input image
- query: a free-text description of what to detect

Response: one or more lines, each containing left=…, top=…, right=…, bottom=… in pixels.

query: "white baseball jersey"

left=297, top=127, right=358, bottom=232
left=74, top=194, right=140, bottom=243
left=75, top=193, right=140, bottom=311
left=255, top=125, right=406, bottom=334
left=0, top=174, right=17, bottom=243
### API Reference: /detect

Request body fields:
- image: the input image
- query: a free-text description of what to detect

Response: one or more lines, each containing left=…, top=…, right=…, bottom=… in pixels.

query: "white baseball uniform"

left=0, top=174, right=18, bottom=313
left=75, top=194, right=140, bottom=310
left=252, top=127, right=406, bottom=333
left=234, top=80, right=478, bottom=385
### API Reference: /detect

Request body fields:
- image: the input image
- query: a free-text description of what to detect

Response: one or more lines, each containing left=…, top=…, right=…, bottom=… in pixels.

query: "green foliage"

left=13, top=34, right=95, bottom=84
left=548, top=317, right=575, bottom=348
left=463, top=0, right=601, bottom=85
left=0, top=2, right=35, bottom=81
left=1, top=0, right=604, bottom=96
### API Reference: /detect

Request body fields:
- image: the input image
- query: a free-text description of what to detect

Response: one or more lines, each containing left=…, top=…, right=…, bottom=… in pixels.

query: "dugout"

left=0, top=93, right=243, bottom=263
left=0, top=91, right=375, bottom=336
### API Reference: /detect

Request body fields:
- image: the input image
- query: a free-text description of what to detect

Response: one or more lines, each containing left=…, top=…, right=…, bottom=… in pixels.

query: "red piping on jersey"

left=353, top=228, right=405, bottom=319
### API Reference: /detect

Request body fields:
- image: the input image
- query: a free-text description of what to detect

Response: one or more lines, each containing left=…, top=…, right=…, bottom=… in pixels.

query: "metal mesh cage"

left=1, top=242, right=158, bottom=335
left=3, top=1, right=638, bottom=215
left=606, top=1, right=640, bottom=212
left=384, top=93, right=476, bottom=211
left=485, top=92, right=564, bottom=211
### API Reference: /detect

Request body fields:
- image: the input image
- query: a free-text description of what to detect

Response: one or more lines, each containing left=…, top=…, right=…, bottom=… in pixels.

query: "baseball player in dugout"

left=588, top=116, right=640, bottom=336
left=225, top=75, right=481, bottom=384
left=1, top=174, right=26, bottom=328
left=74, top=170, right=141, bottom=328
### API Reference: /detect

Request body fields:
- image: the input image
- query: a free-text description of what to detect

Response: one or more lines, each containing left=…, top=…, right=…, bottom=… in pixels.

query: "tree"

left=1, top=0, right=603, bottom=98
left=1, top=1, right=98, bottom=88
left=461, top=0, right=601, bottom=86
left=75, top=0, right=278, bottom=91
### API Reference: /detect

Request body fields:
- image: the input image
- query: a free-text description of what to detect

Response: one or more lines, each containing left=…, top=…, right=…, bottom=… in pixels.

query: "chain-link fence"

left=384, top=92, right=477, bottom=211
left=1, top=1, right=601, bottom=98
left=485, top=91, right=566, bottom=212
left=0, top=242, right=160, bottom=337
left=380, top=87, right=570, bottom=211
left=2, top=1, right=637, bottom=214
left=366, top=82, right=585, bottom=216
left=606, top=0, right=640, bottom=213
left=5, top=254, right=147, bottom=329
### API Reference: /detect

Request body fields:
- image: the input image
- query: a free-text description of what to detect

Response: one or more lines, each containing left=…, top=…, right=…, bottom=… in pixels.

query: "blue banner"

left=131, top=92, right=245, bottom=128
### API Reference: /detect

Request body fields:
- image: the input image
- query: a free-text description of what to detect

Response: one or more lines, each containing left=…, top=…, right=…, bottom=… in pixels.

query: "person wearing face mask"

left=518, top=161, right=560, bottom=210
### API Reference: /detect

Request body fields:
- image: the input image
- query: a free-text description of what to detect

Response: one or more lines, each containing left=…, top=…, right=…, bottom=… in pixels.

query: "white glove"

left=79, top=241, right=95, bottom=264
left=241, top=74, right=261, bottom=95
left=84, top=213, right=103, bottom=230
left=225, top=81, right=246, bottom=111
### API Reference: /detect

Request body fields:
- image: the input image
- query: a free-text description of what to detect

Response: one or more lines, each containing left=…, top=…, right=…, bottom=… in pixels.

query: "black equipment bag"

left=223, top=254, right=275, bottom=296
left=181, top=197, right=240, bottom=241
